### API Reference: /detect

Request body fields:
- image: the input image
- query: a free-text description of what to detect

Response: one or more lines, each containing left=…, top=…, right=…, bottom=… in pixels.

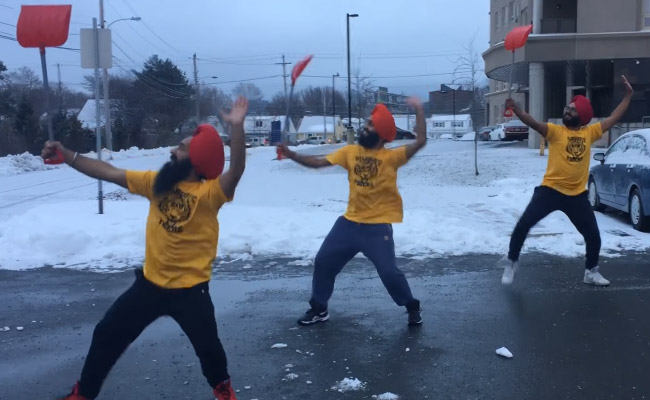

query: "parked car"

left=478, top=126, right=495, bottom=141
left=245, top=137, right=265, bottom=148
left=305, top=136, right=326, bottom=145
left=489, top=124, right=506, bottom=141
left=490, top=120, right=529, bottom=141
left=588, top=129, right=650, bottom=231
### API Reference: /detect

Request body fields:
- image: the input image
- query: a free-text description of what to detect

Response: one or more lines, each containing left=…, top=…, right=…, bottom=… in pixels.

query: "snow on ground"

left=0, top=140, right=649, bottom=271
left=372, top=393, right=400, bottom=400
left=331, top=377, right=366, bottom=392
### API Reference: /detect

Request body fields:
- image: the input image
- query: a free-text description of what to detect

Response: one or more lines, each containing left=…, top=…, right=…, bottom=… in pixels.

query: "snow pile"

left=0, top=152, right=62, bottom=177
left=372, top=393, right=400, bottom=400
left=331, top=377, right=366, bottom=392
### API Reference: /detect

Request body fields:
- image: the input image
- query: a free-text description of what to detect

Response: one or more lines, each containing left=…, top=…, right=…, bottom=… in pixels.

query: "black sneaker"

left=297, top=308, right=329, bottom=326
left=406, top=300, right=422, bottom=326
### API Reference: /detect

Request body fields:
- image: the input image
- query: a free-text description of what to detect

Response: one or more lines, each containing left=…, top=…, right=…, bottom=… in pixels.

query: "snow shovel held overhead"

left=17, top=5, right=72, bottom=164
left=277, top=54, right=313, bottom=160
left=503, top=24, right=533, bottom=118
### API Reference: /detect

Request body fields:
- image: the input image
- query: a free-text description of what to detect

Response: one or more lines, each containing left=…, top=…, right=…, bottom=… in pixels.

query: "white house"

left=244, top=115, right=297, bottom=138
left=296, top=115, right=345, bottom=142
left=428, top=114, right=473, bottom=138
left=393, top=115, right=417, bottom=132
left=77, top=99, right=108, bottom=130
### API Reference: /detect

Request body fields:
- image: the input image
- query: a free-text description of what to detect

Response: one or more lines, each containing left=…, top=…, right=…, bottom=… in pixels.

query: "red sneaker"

left=58, top=382, right=89, bottom=400
left=213, top=379, right=238, bottom=400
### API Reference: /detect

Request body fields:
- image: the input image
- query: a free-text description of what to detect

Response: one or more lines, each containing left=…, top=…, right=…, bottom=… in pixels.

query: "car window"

left=605, top=137, right=627, bottom=160
left=606, top=135, right=650, bottom=165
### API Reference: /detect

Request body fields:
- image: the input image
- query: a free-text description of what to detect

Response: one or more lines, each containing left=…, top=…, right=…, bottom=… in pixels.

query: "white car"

left=490, top=120, right=529, bottom=141
left=305, top=136, right=326, bottom=145
left=489, top=124, right=506, bottom=141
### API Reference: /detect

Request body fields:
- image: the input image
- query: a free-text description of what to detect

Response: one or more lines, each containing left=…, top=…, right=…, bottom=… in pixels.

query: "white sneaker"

left=584, top=266, right=610, bottom=286
left=499, top=257, right=518, bottom=285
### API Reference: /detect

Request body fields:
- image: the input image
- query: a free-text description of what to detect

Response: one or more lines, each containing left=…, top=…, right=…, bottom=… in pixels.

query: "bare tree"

left=451, top=33, right=487, bottom=129
left=351, top=69, right=376, bottom=127
left=5, top=67, right=41, bottom=90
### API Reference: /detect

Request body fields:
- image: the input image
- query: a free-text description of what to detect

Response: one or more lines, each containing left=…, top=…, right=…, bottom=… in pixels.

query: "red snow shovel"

left=503, top=25, right=533, bottom=118
left=17, top=5, right=72, bottom=164
left=276, top=54, right=313, bottom=160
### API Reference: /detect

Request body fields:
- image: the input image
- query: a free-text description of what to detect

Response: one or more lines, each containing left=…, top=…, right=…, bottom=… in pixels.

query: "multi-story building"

left=483, top=0, right=650, bottom=147
left=374, top=87, right=409, bottom=114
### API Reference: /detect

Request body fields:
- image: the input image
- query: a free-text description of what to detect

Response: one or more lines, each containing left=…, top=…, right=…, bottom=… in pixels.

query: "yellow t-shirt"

left=126, top=171, right=230, bottom=288
left=541, top=122, right=603, bottom=196
left=326, top=145, right=408, bottom=224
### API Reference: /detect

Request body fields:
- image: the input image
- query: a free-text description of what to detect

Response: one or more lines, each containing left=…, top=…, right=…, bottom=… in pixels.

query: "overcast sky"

left=0, top=0, right=490, bottom=100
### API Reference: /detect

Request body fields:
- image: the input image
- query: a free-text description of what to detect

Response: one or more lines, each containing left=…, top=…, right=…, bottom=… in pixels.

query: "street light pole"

left=332, top=72, right=339, bottom=141
left=346, top=13, right=358, bottom=144
left=100, top=4, right=141, bottom=151
left=452, top=88, right=456, bottom=138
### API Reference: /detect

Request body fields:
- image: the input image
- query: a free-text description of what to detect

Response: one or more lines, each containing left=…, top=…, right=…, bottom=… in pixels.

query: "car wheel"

left=588, top=178, right=605, bottom=212
left=629, top=188, right=650, bottom=232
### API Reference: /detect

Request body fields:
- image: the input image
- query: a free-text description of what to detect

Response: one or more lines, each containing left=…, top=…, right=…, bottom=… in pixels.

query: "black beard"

left=563, top=114, right=581, bottom=128
left=153, top=157, right=193, bottom=197
left=358, top=129, right=380, bottom=149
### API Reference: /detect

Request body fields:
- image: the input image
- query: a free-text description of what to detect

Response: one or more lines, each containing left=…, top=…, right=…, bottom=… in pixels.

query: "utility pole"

left=57, top=63, right=62, bottom=110
left=92, top=18, right=104, bottom=214
left=99, top=0, right=113, bottom=150
left=193, top=53, right=200, bottom=123
left=275, top=54, right=291, bottom=115
left=332, top=73, right=339, bottom=141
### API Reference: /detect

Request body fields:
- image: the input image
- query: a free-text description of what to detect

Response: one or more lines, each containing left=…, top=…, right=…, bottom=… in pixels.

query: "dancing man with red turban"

left=45, top=97, right=249, bottom=400
left=499, top=76, right=634, bottom=287
left=277, top=97, right=427, bottom=327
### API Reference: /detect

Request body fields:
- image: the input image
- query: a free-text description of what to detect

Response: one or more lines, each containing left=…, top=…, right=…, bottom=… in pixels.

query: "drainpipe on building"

left=529, top=0, right=545, bottom=152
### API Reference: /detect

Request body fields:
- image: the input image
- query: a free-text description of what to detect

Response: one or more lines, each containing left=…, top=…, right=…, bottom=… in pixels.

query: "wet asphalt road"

left=1, top=252, right=649, bottom=400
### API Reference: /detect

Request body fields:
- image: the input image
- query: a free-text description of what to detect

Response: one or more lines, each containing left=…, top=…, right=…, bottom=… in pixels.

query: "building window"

left=501, top=7, right=506, bottom=26
left=433, top=122, right=445, bottom=128
left=255, top=120, right=263, bottom=127
left=452, top=121, right=464, bottom=128
left=495, top=11, right=499, bottom=30
left=521, top=7, right=529, bottom=26
left=645, top=0, right=650, bottom=28
left=508, top=2, right=514, bottom=24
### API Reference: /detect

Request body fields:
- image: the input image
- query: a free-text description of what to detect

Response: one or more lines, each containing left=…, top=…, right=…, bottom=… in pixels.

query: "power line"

left=196, top=57, right=277, bottom=66
left=111, top=29, right=143, bottom=63
left=302, top=72, right=455, bottom=80
left=119, top=0, right=187, bottom=58
left=111, top=39, right=136, bottom=64
left=0, top=21, right=16, bottom=27
left=204, top=75, right=282, bottom=85
left=106, top=1, right=175, bottom=59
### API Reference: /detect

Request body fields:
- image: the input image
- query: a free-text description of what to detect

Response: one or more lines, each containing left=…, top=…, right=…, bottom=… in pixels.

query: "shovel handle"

left=44, top=148, right=65, bottom=165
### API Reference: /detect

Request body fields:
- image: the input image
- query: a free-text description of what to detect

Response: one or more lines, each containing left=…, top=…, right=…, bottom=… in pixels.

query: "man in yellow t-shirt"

left=45, top=98, right=250, bottom=400
left=500, top=76, right=634, bottom=287
left=277, top=98, right=427, bottom=327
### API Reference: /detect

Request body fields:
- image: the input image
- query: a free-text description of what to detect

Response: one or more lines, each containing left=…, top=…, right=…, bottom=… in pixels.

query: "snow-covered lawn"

left=1, top=140, right=648, bottom=271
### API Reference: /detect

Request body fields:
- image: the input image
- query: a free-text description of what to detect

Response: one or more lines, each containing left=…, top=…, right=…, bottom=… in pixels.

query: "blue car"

left=588, top=129, right=650, bottom=231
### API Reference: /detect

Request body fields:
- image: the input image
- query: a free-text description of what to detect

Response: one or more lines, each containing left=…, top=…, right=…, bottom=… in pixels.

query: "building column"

left=528, top=62, right=545, bottom=149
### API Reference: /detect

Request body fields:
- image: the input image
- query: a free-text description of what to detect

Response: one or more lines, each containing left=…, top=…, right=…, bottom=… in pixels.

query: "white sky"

left=0, top=0, right=490, bottom=100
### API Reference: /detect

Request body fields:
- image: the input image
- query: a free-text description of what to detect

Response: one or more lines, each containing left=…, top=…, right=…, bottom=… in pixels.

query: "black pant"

left=78, top=270, right=229, bottom=399
left=311, top=216, right=416, bottom=308
left=508, top=186, right=601, bottom=269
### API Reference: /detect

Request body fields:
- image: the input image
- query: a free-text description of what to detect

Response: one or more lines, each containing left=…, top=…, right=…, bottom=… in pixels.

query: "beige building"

left=483, top=0, right=650, bottom=148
